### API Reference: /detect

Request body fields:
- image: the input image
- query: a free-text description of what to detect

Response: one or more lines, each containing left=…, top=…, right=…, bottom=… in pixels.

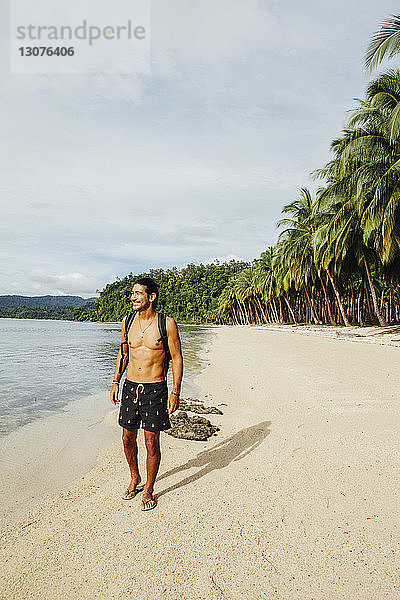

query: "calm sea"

left=0, top=319, right=213, bottom=438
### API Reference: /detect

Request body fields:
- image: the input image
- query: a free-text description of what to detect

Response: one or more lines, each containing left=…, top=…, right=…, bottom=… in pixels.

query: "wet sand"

left=1, top=326, right=399, bottom=599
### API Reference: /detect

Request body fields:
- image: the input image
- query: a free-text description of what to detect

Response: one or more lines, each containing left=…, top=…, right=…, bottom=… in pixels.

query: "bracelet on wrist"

left=172, top=391, right=180, bottom=397
left=112, top=381, right=120, bottom=385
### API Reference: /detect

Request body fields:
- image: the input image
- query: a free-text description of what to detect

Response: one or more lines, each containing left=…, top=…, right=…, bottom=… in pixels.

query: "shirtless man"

left=110, top=277, right=183, bottom=511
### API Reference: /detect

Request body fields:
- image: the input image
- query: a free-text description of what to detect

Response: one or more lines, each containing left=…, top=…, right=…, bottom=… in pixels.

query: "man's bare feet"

left=141, top=489, right=157, bottom=511
left=122, top=477, right=143, bottom=500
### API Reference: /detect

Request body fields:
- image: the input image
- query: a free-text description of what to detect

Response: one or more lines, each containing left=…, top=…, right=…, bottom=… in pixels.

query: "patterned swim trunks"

left=118, top=379, right=171, bottom=432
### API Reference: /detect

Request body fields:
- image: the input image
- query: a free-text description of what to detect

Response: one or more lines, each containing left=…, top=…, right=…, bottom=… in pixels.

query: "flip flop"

left=122, top=484, right=144, bottom=500
left=141, top=494, right=157, bottom=511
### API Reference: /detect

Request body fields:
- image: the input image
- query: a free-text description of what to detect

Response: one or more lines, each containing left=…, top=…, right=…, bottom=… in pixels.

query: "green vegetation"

left=0, top=306, right=76, bottom=320
left=217, top=16, right=400, bottom=326
left=75, top=262, right=248, bottom=323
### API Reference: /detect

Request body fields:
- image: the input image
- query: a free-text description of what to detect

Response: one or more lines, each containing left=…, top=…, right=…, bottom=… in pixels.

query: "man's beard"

left=135, top=302, right=152, bottom=313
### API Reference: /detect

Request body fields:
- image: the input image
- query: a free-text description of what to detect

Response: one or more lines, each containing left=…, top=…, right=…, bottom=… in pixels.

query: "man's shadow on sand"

left=157, top=420, right=271, bottom=498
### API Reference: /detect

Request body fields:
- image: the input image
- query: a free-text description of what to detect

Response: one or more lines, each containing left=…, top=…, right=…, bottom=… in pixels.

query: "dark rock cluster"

left=166, top=398, right=223, bottom=441
left=178, top=398, right=223, bottom=415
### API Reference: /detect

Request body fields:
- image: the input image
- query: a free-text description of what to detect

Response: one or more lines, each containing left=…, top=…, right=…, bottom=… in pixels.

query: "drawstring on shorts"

left=135, top=383, right=144, bottom=403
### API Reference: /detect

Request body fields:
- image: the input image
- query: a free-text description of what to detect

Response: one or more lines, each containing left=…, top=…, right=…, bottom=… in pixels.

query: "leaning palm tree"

left=232, top=268, right=257, bottom=324
left=250, top=249, right=278, bottom=323
left=277, top=188, right=325, bottom=324
left=361, top=70, right=400, bottom=141
left=365, top=14, right=400, bottom=72
left=337, top=72, right=400, bottom=266
left=216, top=276, right=239, bottom=324
left=315, top=186, right=388, bottom=327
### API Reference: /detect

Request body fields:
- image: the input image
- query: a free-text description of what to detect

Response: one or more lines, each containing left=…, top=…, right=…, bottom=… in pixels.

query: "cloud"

left=204, top=254, right=245, bottom=265
left=1, top=0, right=399, bottom=296
left=27, top=270, right=101, bottom=296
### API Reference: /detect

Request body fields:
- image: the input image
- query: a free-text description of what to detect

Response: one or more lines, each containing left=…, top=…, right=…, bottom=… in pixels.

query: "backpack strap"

left=157, top=312, right=171, bottom=378
left=158, top=312, right=167, bottom=340
left=118, top=313, right=135, bottom=376
left=124, top=313, right=135, bottom=342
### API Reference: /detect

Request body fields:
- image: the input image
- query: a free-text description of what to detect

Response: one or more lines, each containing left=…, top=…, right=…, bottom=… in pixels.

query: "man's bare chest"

left=127, top=322, right=163, bottom=352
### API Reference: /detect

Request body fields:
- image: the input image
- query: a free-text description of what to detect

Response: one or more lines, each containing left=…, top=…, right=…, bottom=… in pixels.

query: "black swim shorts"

left=118, top=380, right=171, bottom=432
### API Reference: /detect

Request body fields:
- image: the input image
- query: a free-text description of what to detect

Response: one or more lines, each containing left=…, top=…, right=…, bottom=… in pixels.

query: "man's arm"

left=110, top=318, right=129, bottom=405
left=166, top=317, right=183, bottom=414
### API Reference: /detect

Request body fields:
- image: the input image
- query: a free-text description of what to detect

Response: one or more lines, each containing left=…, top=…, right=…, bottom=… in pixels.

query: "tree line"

left=0, top=306, right=77, bottom=320
left=216, top=16, right=400, bottom=327
left=75, top=262, right=248, bottom=323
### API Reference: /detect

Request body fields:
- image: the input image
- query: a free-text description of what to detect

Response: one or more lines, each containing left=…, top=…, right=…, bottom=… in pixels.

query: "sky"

left=1, top=0, right=399, bottom=297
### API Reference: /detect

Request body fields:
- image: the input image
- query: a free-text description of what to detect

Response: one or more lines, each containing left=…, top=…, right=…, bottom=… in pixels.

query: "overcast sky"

left=1, top=0, right=399, bottom=297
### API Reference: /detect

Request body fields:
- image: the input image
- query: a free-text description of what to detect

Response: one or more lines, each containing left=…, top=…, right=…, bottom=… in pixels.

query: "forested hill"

left=75, top=262, right=248, bottom=323
left=0, top=295, right=96, bottom=308
left=0, top=295, right=97, bottom=320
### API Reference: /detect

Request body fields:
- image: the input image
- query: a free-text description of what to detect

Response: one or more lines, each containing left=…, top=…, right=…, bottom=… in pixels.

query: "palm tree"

left=365, top=15, right=400, bottom=72
left=251, top=249, right=279, bottom=323
left=277, top=188, right=325, bottom=324
left=216, top=276, right=239, bottom=324
left=216, top=24, right=400, bottom=328
left=343, top=71, right=400, bottom=269
left=232, top=268, right=257, bottom=324
left=315, top=186, right=388, bottom=326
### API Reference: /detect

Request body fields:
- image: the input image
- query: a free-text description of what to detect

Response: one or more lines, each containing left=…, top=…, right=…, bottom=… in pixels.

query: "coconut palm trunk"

left=271, top=299, right=279, bottom=322
left=362, top=255, right=388, bottom=326
left=284, top=295, right=297, bottom=324
left=255, top=296, right=268, bottom=323
left=304, top=286, right=320, bottom=324
left=326, top=267, right=351, bottom=326
left=318, top=272, right=336, bottom=325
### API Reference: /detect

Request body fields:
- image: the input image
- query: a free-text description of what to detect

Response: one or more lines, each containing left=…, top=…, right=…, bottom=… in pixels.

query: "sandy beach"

left=1, top=325, right=400, bottom=600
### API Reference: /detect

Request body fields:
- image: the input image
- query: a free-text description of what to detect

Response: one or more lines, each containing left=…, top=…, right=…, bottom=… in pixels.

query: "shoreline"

left=253, top=322, right=400, bottom=346
left=0, top=390, right=120, bottom=532
left=1, top=326, right=399, bottom=599
left=0, top=324, right=216, bottom=533
left=0, top=316, right=221, bottom=326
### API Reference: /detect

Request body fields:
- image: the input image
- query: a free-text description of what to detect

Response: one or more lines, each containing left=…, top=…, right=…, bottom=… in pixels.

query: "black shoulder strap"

left=158, top=312, right=171, bottom=377
left=158, top=312, right=167, bottom=340
left=124, top=313, right=135, bottom=342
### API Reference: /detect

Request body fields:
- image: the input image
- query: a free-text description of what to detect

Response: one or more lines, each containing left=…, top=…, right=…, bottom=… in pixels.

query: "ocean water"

left=0, top=319, right=213, bottom=438
left=0, top=318, right=214, bottom=526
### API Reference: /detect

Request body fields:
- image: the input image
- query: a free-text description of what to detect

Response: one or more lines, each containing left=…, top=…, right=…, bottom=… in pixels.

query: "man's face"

left=130, top=284, right=154, bottom=311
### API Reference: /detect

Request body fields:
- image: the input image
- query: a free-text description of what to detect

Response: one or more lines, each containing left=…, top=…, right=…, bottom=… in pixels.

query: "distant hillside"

left=0, top=306, right=76, bottom=320
left=0, top=295, right=97, bottom=308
